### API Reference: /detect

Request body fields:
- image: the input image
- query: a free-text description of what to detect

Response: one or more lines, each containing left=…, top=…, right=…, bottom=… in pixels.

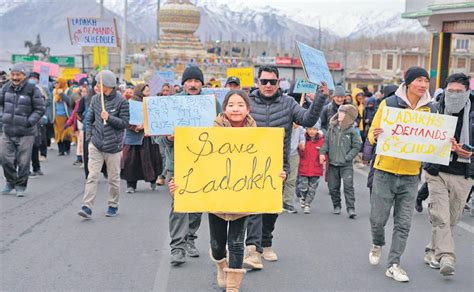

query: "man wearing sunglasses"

left=243, top=65, right=329, bottom=270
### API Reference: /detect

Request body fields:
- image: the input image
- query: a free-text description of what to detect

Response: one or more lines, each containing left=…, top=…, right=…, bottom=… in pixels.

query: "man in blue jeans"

left=0, top=63, right=45, bottom=197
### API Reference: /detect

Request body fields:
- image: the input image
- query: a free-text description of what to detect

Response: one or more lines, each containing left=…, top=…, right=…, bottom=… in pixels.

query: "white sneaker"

left=423, top=249, right=440, bottom=269
left=369, top=245, right=381, bottom=265
left=385, top=264, right=409, bottom=282
left=299, top=198, right=306, bottom=209
left=303, top=205, right=310, bottom=214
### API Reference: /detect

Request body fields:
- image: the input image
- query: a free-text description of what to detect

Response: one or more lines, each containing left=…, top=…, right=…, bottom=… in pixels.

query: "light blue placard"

left=296, top=41, right=335, bottom=91
left=148, top=73, right=165, bottom=96
left=158, top=71, right=175, bottom=82
left=129, top=100, right=144, bottom=125
left=39, top=65, right=50, bottom=88
left=146, top=95, right=216, bottom=135
left=293, top=79, right=317, bottom=94
left=201, top=88, right=230, bottom=105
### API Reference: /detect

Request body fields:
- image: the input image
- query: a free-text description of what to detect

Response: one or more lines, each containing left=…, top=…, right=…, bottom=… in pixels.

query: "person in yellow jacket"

left=366, top=67, right=435, bottom=283
left=352, top=88, right=365, bottom=131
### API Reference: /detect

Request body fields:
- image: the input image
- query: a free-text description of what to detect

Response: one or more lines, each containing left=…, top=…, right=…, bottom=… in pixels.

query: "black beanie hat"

left=181, top=66, right=204, bottom=85
left=404, top=67, right=429, bottom=86
left=29, top=72, right=40, bottom=79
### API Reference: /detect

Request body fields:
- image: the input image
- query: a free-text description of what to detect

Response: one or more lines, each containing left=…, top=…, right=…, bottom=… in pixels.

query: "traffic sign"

left=11, top=54, right=39, bottom=63
left=49, top=56, right=75, bottom=67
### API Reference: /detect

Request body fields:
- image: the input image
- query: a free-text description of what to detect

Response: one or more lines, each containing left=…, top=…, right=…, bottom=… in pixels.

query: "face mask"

left=445, top=90, right=470, bottom=114
left=28, top=79, right=38, bottom=85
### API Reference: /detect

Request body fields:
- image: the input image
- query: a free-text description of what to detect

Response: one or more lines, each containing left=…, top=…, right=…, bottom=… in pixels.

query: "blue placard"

left=39, top=65, right=50, bottom=88
left=201, top=88, right=230, bottom=105
left=146, top=95, right=216, bottom=135
left=293, top=79, right=318, bottom=94
left=129, top=100, right=144, bottom=125
left=296, top=41, right=335, bottom=91
left=157, top=71, right=174, bottom=82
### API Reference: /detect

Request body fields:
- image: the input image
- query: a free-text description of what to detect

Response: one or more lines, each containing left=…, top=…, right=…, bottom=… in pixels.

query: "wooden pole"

left=98, top=46, right=106, bottom=125
left=300, top=93, right=305, bottom=106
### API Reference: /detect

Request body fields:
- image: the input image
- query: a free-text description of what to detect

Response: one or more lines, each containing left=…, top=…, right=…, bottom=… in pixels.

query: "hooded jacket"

left=352, top=88, right=364, bottom=131
left=319, top=114, right=362, bottom=166
left=249, top=88, right=326, bottom=173
left=298, top=132, right=324, bottom=177
left=1, top=80, right=45, bottom=137
left=368, top=83, right=433, bottom=175
left=86, top=89, right=129, bottom=153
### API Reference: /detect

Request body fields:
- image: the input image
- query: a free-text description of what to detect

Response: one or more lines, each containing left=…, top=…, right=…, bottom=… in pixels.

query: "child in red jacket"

left=297, top=126, right=325, bottom=214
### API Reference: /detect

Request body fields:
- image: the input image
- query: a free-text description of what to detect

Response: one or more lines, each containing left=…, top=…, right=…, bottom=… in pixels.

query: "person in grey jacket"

left=319, top=104, right=362, bottom=218
left=319, top=85, right=349, bottom=136
left=0, top=63, right=45, bottom=197
left=243, top=65, right=329, bottom=270
left=78, top=70, right=129, bottom=219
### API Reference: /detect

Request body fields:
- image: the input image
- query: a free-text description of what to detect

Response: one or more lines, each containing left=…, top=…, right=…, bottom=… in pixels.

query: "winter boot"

left=210, top=249, right=227, bottom=288
left=224, top=268, right=246, bottom=292
left=242, top=245, right=263, bottom=270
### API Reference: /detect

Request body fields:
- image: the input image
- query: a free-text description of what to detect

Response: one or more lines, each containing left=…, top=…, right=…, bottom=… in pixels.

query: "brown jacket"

left=212, top=113, right=256, bottom=221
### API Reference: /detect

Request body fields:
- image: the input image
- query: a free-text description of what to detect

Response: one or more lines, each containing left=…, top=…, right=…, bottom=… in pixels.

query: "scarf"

left=445, top=90, right=471, bottom=163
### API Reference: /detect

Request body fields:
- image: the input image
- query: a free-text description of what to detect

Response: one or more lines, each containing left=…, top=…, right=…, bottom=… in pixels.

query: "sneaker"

left=415, top=199, right=423, bottom=213
left=126, top=187, right=135, bottom=194
left=333, top=206, right=341, bottom=215
left=29, top=172, right=38, bottom=178
left=439, top=256, right=455, bottom=276
left=423, top=249, right=439, bottom=269
left=369, top=244, right=381, bottom=265
left=185, top=240, right=199, bottom=257
left=78, top=206, right=92, bottom=219
left=283, top=203, right=298, bottom=214
left=105, top=206, right=119, bottom=217
left=36, top=170, right=44, bottom=176
left=1, top=184, right=14, bottom=195
left=39, top=155, right=47, bottom=162
left=150, top=182, right=157, bottom=191
left=348, top=208, right=357, bottom=219
left=299, top=197, right=306, bottom=208
left=170, top=250, right=186, bottom=266
left=73, top=160, right=81, bottom=166
left=385, top=264, right=409, bottom=282
left=303, top=205, right=311, bottom=214
left=262, top=247, right=278, bottom=261
left=156, top=177, right=165, bottom=186
left=15, top=189, right=25, bottom=197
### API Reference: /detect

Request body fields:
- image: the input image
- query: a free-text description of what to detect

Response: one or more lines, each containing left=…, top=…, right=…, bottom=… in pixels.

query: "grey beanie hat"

left=95, top=70, right=116, bottom=88
left=11, top=63, right=27, bottom=75
left=332, top=85, right=345, bottom=97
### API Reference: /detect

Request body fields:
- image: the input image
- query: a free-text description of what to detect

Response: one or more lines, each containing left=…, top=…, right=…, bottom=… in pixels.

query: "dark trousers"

left=328, top=164, right=355, bottom=211
left=83, top=133, right=107, bottom=179
left=58, top=140, right=71, bottom=154
left=39, top=144, right=47, bottom=157
left=31, top=144, right=40, bottom=172
left=0, top=134, right=35, bottom=190
left=209, top=213, right=247, bottom=268
left=245, top=213, right=279, bottom=253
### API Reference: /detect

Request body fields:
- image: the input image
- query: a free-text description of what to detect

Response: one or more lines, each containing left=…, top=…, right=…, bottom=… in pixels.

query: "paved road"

left=1, top=146, right=473, bottom=291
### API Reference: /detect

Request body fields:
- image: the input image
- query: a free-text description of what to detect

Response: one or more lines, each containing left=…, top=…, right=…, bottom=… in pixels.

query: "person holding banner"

left=367, top=67, right=436, bottom=282
left=169, top=90, right=269, bottom=291
left=422, top=73, right=473, bottom=277
left=121, top=84, right=162, bottom=193
left=78, top=70, right=129, bottom=219
left=243, top=65, right=328, bottom=270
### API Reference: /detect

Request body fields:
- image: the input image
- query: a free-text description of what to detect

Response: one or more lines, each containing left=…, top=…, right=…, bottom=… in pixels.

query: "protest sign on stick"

left=174, top=127, right=284, bottom=213
left=39, top=66, right=50, bottom=88
left=129, top=100, right=144, bottom=126
left=375, top=107, right=457, bottom=165
left=144, top=95, right=216, bottom=136
left=201, top=88, right=230, bottom=106
left=296, top=41, right=335, bottom=91
left=293, top=79, right=318, bottom=94
left=226, top=68, right=254, bottom=87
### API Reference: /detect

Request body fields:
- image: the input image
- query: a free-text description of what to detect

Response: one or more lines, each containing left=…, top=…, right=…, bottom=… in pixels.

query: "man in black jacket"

left=243, top=65, right=328, bottom=270
left=77, top=70, right=129, bottom=219
left=0, top=63, right=45, bottom=197
left=423, top=73, right=473, bottom=276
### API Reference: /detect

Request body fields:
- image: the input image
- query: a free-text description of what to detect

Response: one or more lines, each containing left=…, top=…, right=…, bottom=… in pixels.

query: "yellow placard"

left=124, top=64, right=132, bottom=82
left=60, top=67, right=81, bottom=80
left=174, top=127, right=284, bottom=213
left=93, top=47, right=108, bottom=69
left=226, top=67, right=254, bottom=87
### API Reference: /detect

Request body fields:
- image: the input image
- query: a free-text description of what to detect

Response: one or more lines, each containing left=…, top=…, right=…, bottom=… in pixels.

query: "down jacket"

left=86, top=89, right=129, bottom=153
left=249, top=89, right=327, bottom=173
left=0, top=80, right=45, bottom=137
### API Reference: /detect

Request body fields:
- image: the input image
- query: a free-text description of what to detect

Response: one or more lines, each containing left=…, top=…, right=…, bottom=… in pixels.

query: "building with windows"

left=403, top=0, right=474, bottom=90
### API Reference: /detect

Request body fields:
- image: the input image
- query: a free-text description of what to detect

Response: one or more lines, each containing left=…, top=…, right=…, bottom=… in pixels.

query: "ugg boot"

left=209, top=249, right=227, bottom=288
left=224, top=268, right=246, bottom=292
left=242, top=245, right=263, bottom=270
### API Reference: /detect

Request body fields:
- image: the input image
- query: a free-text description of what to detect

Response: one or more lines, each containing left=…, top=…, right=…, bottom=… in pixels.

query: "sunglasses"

left=259, top=79, right=278, bottom=85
